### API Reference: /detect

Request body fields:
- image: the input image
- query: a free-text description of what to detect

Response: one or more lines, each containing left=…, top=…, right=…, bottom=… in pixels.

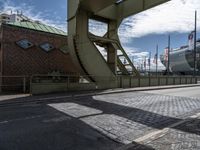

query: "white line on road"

left=0, top=115, right=44, bottom=124
left=117, top=112, right=200, bottom=150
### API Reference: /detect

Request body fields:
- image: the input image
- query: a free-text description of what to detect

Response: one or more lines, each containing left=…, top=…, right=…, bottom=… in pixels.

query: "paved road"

left=145, top=86, right=200, bottom=98
left=1, top=87, right=200, bottom=150
left=0, top=104, right=121, bottom=150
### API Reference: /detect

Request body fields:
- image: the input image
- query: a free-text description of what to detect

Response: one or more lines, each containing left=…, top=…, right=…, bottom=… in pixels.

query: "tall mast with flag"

left=153, top=45, right=158, bottom=76
left=167, top=35, right=171, bottom=75
left=148, top=52, right=151, bottom=74
left=144, top=56, right=147, bottom=73
left=156, top=45, right=158, bottom=76
left=193, top=10, right=197, bottom=76
left=188, top=31, right=194, bottom=51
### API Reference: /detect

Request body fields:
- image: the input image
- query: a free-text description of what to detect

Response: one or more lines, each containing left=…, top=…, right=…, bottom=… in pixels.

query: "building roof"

left=6, top=21, right=67, bottom=36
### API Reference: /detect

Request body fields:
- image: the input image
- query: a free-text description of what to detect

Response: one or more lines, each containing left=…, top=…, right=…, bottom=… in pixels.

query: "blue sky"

left=0, top=0, right=67, bottom=29
left=0, top=0, right=200, bottom=70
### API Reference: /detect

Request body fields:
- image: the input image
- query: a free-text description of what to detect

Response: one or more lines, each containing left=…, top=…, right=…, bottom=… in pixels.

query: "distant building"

left=0, top=21, right=78, bottom=92
left=0, top=12, right=33, bottom=24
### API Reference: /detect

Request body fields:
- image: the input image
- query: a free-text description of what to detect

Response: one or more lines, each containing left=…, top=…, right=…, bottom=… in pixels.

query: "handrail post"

left=166, top=76, right=168, bottom=85
left=67, top=75, right=70, bottom=90
left=0, top=76, right=2, bottom=93
left=23, top=76, right=26, bottom=93
left=138, top=77, right=141, bottom=87
left=120, top=76, right=122, bottom=88
left=30, top=76, right=33, bottom=95
left=149, top=74, right=151, bottom=86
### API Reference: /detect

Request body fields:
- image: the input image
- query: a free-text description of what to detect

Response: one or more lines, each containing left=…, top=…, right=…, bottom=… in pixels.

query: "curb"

left=0, top=84, right=200, bottom=107
left=95, top=84, right=200, bottom=96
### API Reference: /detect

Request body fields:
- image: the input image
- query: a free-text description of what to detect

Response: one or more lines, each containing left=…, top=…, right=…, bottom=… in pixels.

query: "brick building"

left=0, top=21, right=78, bottom=91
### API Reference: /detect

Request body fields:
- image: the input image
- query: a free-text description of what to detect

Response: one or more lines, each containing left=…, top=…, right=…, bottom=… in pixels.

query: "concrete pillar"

left=107, top=44, right=117, bottom=74
left=107, top=21, right=118, bottom=74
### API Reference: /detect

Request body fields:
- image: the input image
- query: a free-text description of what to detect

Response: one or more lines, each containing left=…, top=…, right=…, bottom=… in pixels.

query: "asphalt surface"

left=0, top=104, right=121, bottom=150
left=1, top=86, right=200, bottom=150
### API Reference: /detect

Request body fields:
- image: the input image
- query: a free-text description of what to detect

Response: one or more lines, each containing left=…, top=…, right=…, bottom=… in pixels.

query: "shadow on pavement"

left=0, top=105, right=120, bottom=150
left=0, top=93, right=200, bottom=149
left=0, top=103, right=156, bottom=150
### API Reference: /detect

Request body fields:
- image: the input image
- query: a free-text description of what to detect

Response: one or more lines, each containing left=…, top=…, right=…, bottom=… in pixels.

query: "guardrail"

left=30, top=75, right=198, bottom=95
left=117, top=76, right=197, bottom=88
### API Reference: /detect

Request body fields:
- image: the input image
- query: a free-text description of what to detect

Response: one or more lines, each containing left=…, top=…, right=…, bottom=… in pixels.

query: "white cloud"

left=119, top=0, right=200, bottom=38
left=133, top=57, right=166, bottom=71
left=89, top=19, right=108, bottom=36
left=2, top=0, right=195, bottom=72
left=0, top=0, right=66, bottom=31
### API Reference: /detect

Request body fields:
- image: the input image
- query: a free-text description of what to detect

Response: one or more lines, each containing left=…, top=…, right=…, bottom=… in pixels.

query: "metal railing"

left=0, top=75, right=197, bottom=95
left=30, top=74, right=198, bottom=94
left=117, top=75, right=197, bottom=89
left=0, top=76, right=30, bottom=93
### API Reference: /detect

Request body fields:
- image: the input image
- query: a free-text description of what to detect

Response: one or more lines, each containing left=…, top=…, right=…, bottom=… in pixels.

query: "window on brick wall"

left=59, top=45, right=68, bottom=54
left=40, top=42, right=54, bottom=52
left=16, top=39, right=34, bottom=49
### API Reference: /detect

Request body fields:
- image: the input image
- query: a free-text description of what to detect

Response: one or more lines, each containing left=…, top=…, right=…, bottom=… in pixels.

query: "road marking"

left=0, top=115, right=44, bottom=124
left=43, top=116, right=71, bottom=123
left=117, top=112, right=200, bottom=150
left=36, top=95, right=71, bottom=101
left=135, top=112, right=200, bottom=143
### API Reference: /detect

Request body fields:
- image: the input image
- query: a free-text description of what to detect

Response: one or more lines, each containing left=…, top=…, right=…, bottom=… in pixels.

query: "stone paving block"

left=94, top=92, right=200, bottom=118
left=49, top=103, right=102, bottom=118
left=81, top=114, right=154, bottom=144
left=49, top=91, right=200, bottom=145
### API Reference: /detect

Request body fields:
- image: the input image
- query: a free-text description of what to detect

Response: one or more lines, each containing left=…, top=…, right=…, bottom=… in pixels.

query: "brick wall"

left=1, top=24, right=78, bottom=76
left=0, top=24, right=79, bottom=92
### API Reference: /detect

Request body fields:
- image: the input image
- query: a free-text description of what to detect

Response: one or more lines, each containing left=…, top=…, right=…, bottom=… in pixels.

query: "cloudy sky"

left=0, top=0, right=200, bottom=70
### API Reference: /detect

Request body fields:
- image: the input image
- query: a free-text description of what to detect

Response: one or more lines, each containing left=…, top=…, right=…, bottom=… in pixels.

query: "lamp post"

left=167, top=35, right=171, bottom=75
left=193, top=10, right=197, bottom=76
left=156, top=45, right=158, bottom=76
left=148, top=52, right=151, bottom=85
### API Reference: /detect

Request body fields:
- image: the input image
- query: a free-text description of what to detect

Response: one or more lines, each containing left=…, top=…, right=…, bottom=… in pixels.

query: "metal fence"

left=0, top=76, right=30, bottom=93
left=0, top=75, right=197, bottom=94
left=30, top=74, right=198, bottom=95
left=117, top=75, right=197, bottom=88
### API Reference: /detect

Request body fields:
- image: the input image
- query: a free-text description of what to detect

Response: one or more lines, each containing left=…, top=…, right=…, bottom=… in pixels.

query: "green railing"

left=30, top=74, right=198, bottom=95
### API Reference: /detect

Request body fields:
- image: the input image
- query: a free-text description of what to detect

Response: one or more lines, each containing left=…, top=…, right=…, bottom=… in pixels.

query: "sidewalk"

left=97, top=83, right=200, bottom=95
left=0, top=83, right=199, bottom=106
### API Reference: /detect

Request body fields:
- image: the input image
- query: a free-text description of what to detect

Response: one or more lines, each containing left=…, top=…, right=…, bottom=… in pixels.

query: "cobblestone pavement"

left=49, top=91, right=200, bottom=145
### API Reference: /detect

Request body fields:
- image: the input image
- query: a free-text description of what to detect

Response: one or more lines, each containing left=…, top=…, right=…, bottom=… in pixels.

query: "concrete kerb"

left=0, top=84, right=200, bottom=106
left=96, top=83, right=200, bottom=96
left=116, top=112, right=200, bottom=150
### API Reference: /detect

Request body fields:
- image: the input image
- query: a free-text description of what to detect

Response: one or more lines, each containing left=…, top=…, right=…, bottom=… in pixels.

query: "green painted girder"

left=89, top=35, right=139, bottom=76
left=95, top=0, right=170, bottom=20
